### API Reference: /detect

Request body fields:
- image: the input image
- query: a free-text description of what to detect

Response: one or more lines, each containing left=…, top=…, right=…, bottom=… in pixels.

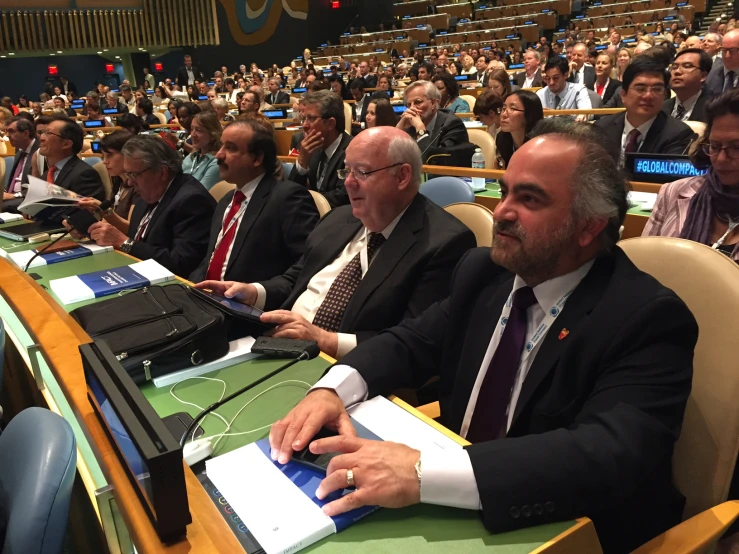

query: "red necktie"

left=46, top=165, right=57, bottom=184
left=206, top=190, right=247, bottom=281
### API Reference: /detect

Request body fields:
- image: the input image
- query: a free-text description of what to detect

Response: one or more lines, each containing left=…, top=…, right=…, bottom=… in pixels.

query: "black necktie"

left=317, top=152, right=329, bottom=190
left=553, top=95, right=561, bottom=109
left=674, top=103, right=686, bottom=120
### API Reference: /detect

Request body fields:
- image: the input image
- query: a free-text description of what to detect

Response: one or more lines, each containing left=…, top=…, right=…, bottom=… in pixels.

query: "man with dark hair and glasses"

left=663, top=48, right=712, bottom=123
left=595, top=57, right=695, bottom=166
left=196, top=126, right=475, bottom=359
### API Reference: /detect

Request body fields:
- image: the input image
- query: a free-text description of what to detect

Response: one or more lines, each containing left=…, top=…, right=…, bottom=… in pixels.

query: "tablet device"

left=189, top=288, right=266, bottom=322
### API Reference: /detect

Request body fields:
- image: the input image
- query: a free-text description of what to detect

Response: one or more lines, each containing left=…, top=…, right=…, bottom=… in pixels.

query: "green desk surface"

left=475, top=182, right=653, bottom=218
left=0, top=220, right=584, bottom=553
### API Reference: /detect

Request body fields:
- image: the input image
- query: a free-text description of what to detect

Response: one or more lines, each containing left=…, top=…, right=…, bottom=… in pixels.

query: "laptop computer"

left=0, top=220, right=67, bottom=241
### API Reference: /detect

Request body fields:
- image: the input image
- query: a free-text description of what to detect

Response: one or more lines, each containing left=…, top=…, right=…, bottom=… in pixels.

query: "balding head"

left=684, top=35, right=702, bottom=49
left=634, top=42, right=651, bottom=55
left=342, top=127, right=421, bottom=231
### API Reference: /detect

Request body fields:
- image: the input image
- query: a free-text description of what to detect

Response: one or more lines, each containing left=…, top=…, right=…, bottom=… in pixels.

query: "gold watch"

left=414, top=457, right=422, bottom=489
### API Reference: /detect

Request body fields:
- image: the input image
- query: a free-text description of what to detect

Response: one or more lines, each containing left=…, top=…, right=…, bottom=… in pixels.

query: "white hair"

left=403, top=80, right=440, bottom=103
left=387, top=134, right=423, bottom=191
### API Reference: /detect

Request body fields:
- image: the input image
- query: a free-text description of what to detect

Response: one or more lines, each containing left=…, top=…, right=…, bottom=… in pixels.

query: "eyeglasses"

left=303, top=114, right=328, bottom=123
left=700, top=142, right=739, bottom=159
left=123, top=167, right=153, bottom=180
left=337, top=162, right=404, bottom=181
left=501, top=105, right=524, bottom=114
left=38, top=130, right=63, bottom=139
left=629, top=84, right=666, bottom=95
left=670, top=62, right=699, bottom=72
left=719, top=47, right=739, bottom=56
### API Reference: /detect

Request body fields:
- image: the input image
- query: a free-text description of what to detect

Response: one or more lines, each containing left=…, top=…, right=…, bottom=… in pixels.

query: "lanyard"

left=712, top=216, right=739, bottom=250
left=597, top=78, right=609, bottom=98
left=208, top=199, right=249, bottom=263
left=135, top=204, right=158, bottom=241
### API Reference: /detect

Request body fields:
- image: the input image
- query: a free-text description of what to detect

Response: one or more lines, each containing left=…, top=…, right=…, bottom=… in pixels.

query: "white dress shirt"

left=671, top=91, right=701, bottom=121
left=295, top=133, right=343, bottom=176
left=571, top=65, right=585, bottom=85
left=523, top=72, right=537, bottom=88
left=620, top=114, right=657, bottom=166
left=536, top=82, right=592, bottom=110
left=208, top=174, right=263, bottom=280
left=311, top=260, right=595, bottom=510
left=186, top=68, right=195, bottom=85
left=253, top=208, right=407, bottom=358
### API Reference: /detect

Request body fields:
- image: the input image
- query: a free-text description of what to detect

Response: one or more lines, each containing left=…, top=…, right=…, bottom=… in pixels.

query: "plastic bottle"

left=471, top=148, right=485, bottom=189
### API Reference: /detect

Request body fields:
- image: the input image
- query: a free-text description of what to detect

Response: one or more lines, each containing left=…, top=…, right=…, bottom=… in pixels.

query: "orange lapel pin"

left=558, top=329, right=570, bottom=340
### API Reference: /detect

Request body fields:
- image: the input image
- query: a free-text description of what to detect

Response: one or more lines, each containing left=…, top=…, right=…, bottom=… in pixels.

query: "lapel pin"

left=558, top=328, right=569, bottom=341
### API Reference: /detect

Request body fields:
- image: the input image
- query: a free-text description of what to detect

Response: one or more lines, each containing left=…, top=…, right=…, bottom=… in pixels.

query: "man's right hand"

left=269, top=389, right=356, bottom=464
left=298, top=129, right=323, bottom=169
left=193, top=280, right=258, bottom=305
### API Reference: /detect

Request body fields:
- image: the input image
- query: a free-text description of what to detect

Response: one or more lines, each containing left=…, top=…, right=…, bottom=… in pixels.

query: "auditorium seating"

left=420, top=176, right=475, bottom=206
left=444, top=202, right=495, bottom=247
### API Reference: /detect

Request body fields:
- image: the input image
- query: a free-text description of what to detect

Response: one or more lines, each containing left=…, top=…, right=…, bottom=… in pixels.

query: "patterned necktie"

left=553, top=95, right=561, bottom=109
left=466, top=286, right=538, bottom=443
left=312, top=232, right=386, bottom=332
left=46, top=164, right=57, bottom=184
left=725, top=71, right=736, bottom=92
left=624, top=128, right=641, bottom=154
left=674, top=103, right=686, bottom=121
left=134, top=201, right=160, bottom=241
left=206, top=190, right=247, bottom=281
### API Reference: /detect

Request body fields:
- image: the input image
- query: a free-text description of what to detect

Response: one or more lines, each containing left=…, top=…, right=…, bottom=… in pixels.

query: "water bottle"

left=471, top=148, right=486, bottom=189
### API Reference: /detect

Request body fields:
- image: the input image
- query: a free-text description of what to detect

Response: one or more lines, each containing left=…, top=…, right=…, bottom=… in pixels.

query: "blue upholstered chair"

left=0, top=407, right=77, bottom=554
left=419, top=176, right=475, bottom=207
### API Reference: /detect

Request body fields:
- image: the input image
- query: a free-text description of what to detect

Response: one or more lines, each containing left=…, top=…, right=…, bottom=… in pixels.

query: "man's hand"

left=298, top=129, right=324, bottom=169
left=62, top=219, right=87, bottom=241
left=269, top=389, right=356, bottom=464
left=193, top=280, right=258, bottom=305
left=396, top=108, right=425, bottom=133
left=88, top=221, right=129, bottom=249
left=3, top=192, right=14, bottom=201
left=260, top=310, right=338, bottom=356
left=575, top=114, right=588, bottom=123
left=313, top=436, right=421, bottom=516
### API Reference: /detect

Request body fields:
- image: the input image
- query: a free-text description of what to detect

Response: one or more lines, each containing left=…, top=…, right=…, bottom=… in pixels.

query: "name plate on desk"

left=625, top=153, right=707, bottom=183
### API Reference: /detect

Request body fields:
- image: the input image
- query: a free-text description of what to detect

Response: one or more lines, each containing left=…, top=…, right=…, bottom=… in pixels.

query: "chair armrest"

left=416, top=401, right=440, bottom=419
left=632, top=500, right=739, bottom=554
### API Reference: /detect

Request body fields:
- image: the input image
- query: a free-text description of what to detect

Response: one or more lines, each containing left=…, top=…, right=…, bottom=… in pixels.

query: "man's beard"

left=490, top=217, right=576, bottom=283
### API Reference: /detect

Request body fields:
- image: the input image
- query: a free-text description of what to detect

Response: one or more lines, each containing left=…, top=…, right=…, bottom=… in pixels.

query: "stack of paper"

left=8, top=244, right=113, bottom=270
left=628, top=191, right=658, bottom=211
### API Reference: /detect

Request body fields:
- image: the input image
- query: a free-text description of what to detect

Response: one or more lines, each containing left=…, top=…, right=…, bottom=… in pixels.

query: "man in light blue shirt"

left=536, top=57, right=592, bottom=122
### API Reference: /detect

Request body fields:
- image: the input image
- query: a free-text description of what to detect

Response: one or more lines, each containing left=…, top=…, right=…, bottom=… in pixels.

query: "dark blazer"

left=405, top=108, right=470, bottom=155
left=288, top=132, right=352, bottom=208
left=340, top=247, right=698, bottom=553
left=705, top=57, right=732, bottom=98
left=105, top=102, right=129, bottom=115
left=603, top=86, right=623, bottom=108
left=176, top=65, right=205, bottom=88
left=662, top=90, right=709, bottom=123
left=598, top=78, right=622, bottom=106
left=268, top=90, right=291, bottom=105
left=61, top=80, right=78, bottom=96
left=290, top=130, right=304, bottom=152
left=475, top=70, right=489, bottom=87
left=514, top=69, right=543, bottom=88
left=128, top=172, right=216, bottom=277
left=42, top=155, right=106, bottom=201
left=351, top=95, right=370, bottom=125
left=258, top=194, right=476, bottom=342
left=362, top=74, right=378, bottom=88
left=141, top=113, right=160, bottom=129
left=567, top=65, right=596, bottom=90
left=593, top=110, right=696, bottom=157
left=190, top=176, right=320, bottom=283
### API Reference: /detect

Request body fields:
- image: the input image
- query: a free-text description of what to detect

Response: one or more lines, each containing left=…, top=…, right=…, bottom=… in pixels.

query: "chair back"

left=153, top=111, right=167, bottom=125
left=444, top=202, right=494, bottom=247
left=420, top=176, right=475, bottom=207
left=343, top=102, right=353, bottom=134
left=587, top=89, right=603, bottom=109
left=282, top=161, right=295, bottom=178
left=309, top=190, right=332, bottom=217
left=685, top=120, right=706, bottom=137
left=460, top=95, right=477, bottom=112
left=208, top=180, right=236, bottom=203
left=467, top=128, right=496, bottom=168
left=0, top=407, right=76, bottom=554
left=619, top=237, right=739, bottom=519
left=92, top=161, right=112, bottom=200
left=82, top=156, right=98, bottom=167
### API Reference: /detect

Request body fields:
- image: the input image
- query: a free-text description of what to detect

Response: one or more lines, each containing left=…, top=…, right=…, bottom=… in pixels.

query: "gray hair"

left=525, top=48, right=541, bottom=61
left=212, top=97, right=229, bottom=110
left=387, top=134, right=423, bottom=190
left=403, top=80, right=440, bottom=103
left=121, top=135, right=182, bottom=175
left=529, top=117, right=628, bottom=251
left=303, top=90, right=345, bottom=131
left=106, top=91, right=118, bottom=99
left=704, top=32, right=722, bottom=45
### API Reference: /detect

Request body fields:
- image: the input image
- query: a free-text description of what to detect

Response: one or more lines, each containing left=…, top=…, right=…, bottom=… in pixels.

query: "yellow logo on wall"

left=219, top=0, right=309, bottom=45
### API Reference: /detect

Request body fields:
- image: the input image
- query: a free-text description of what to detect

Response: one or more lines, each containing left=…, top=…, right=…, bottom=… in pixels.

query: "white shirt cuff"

left=310, top=365, right=368, bottom=408
left=295, top=159, right=310, bottom=175
left=335, top=333, right=357, bottom=359
left=252, top=283, right=267, bottom=310
left=420, top=449, right=482, bottom=510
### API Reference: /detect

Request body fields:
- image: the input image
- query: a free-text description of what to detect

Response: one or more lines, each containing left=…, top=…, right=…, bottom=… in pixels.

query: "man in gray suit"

left=3, top=116, right=40, bottom=211
left=705, top=29, right=739, bottom=97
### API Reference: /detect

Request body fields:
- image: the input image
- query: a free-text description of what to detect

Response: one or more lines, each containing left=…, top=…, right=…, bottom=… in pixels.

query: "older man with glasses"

left=196, top=126, right=476, bottom=359
left=706, top=29, right=739, bottom=97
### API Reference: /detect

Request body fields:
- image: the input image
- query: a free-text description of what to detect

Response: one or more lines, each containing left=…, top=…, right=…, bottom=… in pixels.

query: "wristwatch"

left=120, top=238, right=135, bottom=253
left=414, top=457, right=422, bottom=489
left=102, top=205, right=114, bottom=217
left=416, top=128, right=428, bottom=139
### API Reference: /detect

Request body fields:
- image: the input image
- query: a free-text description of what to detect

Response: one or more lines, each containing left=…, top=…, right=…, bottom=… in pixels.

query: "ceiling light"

left=115, top=56, right=120, bottom=59
left=8, top=52, right=14, bottom=55
left=97, top=51, right=102, bottom=54
left=57, top=51, right=62, bottom=54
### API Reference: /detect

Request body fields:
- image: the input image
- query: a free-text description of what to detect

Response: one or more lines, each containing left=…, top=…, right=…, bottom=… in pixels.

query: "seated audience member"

left=267, top=77, right=290, bottom=105
left=3, top=117, right=39, bottom=211
left=663, top=48, right=712, bottom=123
left=213, top=97, right=234, bottom=122
left=224, top=78, right=241, bottom=105
left=119, top=85, right=136, bottom=109
left=568, top=43, right=597, bottom=89
left=487, top=68, right=513, bottom=98
left=117, top=113, right=144, bottom=135
left=239, top=90, right=261, bottom=116
left=166, top=99, right=183, bottom=124
left=268, top=119, right=698, bottom=554
left=705, top=29, right=739, bottom=97
left=84, top=100, right=111, bottom=126
left=196, top=127, right=476, bottom=358
left=182, top=112, right=222, bottom=190
left=473, top=90, right=504, bottom=142
left=30, top=115, right=51, bottom=178
left=358, top=61, right=378, bottom=88
left=537, top=57, right=592, bottom=121
left=289, top=90, right=352, bottom=207
left=644, top=89, right=739, bottom=261
left=474, top=56, right=490, bottom=85
left=432, top=73, right=470, bottom=114
left=514, top=49, right=544, bottom=87
left=496, top=90, right=544, bottom=169
left=595, top=57, right=696, bottom=165
left=82, top=135, right=215, bottom=276
left=136, top=98, right=160, bottom=128
left=153, top=86, right=171, bottom=106
left=365, top=98, right=397, bottom=128
left=52, top=96, right=76, bottom=118
left=39, top=117, right=105, bottom=200
left=177, top=101, right=202, bottom=154
left=417, top=61, right=435, bottom=82
left=350, top=78, right=368, bottom=133
left=329, top=76, right=353, bottom=101
left=190, top=118, right=319, bottom=283
left=105, top=91, right=129, bottom=114
left=594, top=53, right=622, bottom=105
left=249, top=85, right=274, bottom=112
left=397, top=80, right=469, bottom=154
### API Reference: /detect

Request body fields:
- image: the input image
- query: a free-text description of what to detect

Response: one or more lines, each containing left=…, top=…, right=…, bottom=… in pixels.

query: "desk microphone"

left=23, top=200, right=113, bottom=272
left=179, top=341, right=321, bottom=448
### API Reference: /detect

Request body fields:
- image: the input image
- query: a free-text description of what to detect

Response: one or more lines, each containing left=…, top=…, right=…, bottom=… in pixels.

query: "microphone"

left=178, top=341, right=320, bottom=447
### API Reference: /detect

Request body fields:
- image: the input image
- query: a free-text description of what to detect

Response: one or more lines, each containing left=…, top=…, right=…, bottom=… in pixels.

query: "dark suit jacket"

left=362, top=74, right=378, bottom=88
left=603, top=87, right=623, bottom=108
left=258, top=193, right=476, bottom=342
left=567, top=65, right=596, bottom=90
left=405, top=108, right=470, bottom=157
left=268, top=91, right=291, bottom=105
left=288, top=132, right=352, bottom=208
left=662, top=90, right=709, bottom=123
left=476, top=70, right=489, bottom=87
left=705, top=57, right=732, bottom=98
left=593, top=110, right=696, bottom=157
left=42, top=156, right=106, bottom=201
left=176, top=65, right=205, bottom=88
left=514, top=69, right=543, bottom=88
left=340, top=247, right=697, bottom=553
left=142, top=113, right=160, bottom=129
left=190, top=176, right=320, bottom=283
left=599, top=78, right=622, bottom=106
left=61, top=81, right=78, bottom=96
left=128, top=172, right=216, bottom=277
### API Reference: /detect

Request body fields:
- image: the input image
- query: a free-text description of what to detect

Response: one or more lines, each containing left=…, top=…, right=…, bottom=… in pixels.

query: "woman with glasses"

left=644, top=89, right=739, bottom=261
left=182, top=112, right=222, bottom=190
left=494, top=90, right=543, bottom=169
